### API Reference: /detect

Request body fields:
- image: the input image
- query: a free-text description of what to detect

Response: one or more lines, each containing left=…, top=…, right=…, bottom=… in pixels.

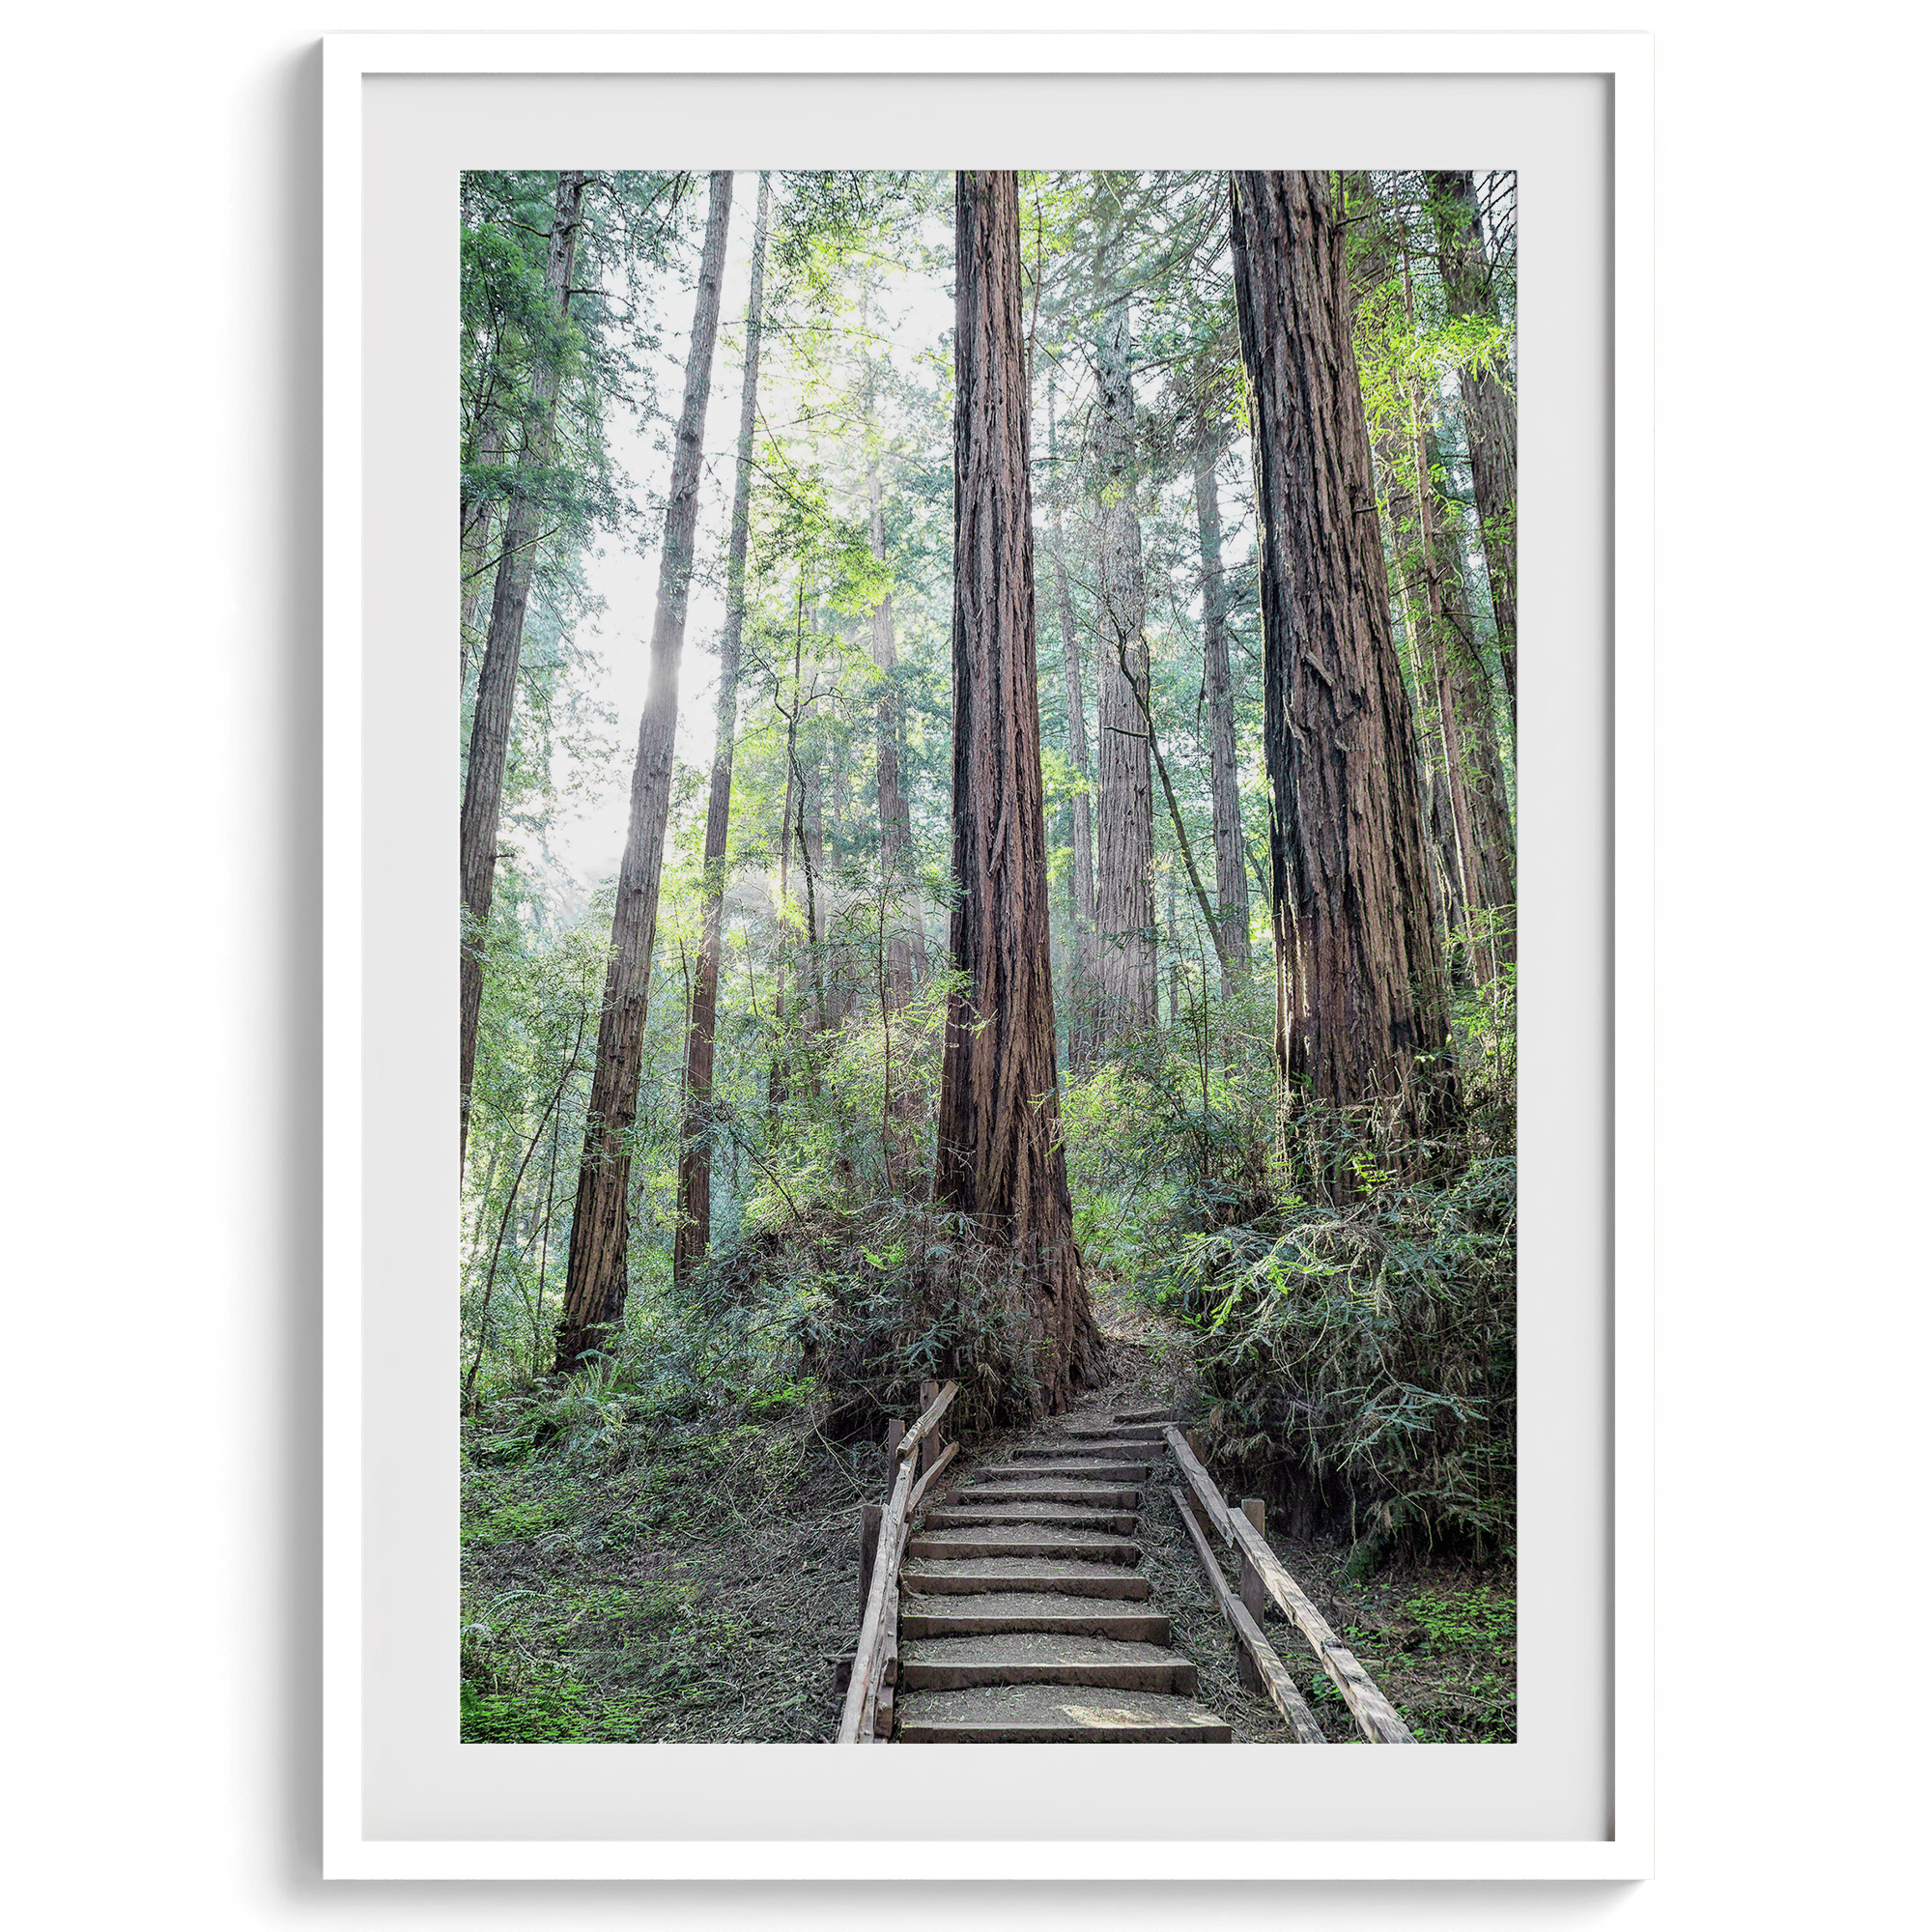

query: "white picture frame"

left=323, top=29, right=1654, bottom=1882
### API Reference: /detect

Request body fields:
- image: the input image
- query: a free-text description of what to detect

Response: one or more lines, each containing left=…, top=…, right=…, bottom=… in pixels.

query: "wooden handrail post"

left=883, top=1416, right=905, bottom=1469
left=919, top=1379, right=944, bottom=1478
left=859, top=1501, right=883, bottom=1615
left=1162, top=1423, right=1414, bottom=1744
left=1237, top=1498, right=1266, bottom=1690
left=1167, top=1486, right=1326, bottom=1745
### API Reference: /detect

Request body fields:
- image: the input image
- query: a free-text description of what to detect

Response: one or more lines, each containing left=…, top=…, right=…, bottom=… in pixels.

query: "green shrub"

left=1158, top=1120, right=1515, bottom=1554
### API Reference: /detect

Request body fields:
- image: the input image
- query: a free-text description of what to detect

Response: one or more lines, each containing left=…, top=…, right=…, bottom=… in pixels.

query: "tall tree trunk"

left=1229, top=169, right=1453, bottom=1140
left=1385, top=545, right=1471, bottom=966
left=459, top=170, right=585, bottom=1165
left=937, top=169, right=1100, bottom=1411
left=1430, top=169, right=1517, bottom=725
left=800, top=740, right=829, bottom=1034
left=1193, top=405, right=1251, bottom=994
left=674, top=171, right=770, bottom=1287
left=460, top=413, right=504, bottom=695
left=1422, top=427, right=1516, bottom=945
left=1091, top=209, right=1156, bottom=1041
left=1397, top=228, right=1516, bottom=975
left=867, top=459, right=925, bottom=1002
left=768, top=636, right=799, bottom=1114
left=1046, top=381, right=1095, bottom=1068
left=554, top=172, right=734, bottom=1373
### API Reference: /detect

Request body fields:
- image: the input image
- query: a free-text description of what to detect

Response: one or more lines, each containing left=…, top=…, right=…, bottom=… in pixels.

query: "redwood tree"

left=1046, top=381, right=1095, bottom=1063
left=1193, top=402, right=1251, bottom=992
left=673, top=171, right=771, bottom=1287
left=1430, top=169, right=1517, bottom=726
left=554, top=172, right=734, bottom=1371
left=936, top=169, right=1099, bottom=1409
left=459, top=170, right=585, bottom=1163
left=1090, top=196, right=1156, bottom=1041
left=1229, top=170, right=1452, bottom=1135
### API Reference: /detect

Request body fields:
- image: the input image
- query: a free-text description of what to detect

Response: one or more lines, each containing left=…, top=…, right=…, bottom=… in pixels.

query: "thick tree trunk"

left=459, top=170, right=585, bottom=1165
left=1430, top=169, right=1517, bottom=726
left=674, top=172, right=770, bottom=1287
left=937, top=169, right=1100, bottom=1411
left=1046, top=384, right=1095, bottom=1067
left=1091, top=241, right=1156, bottom=1041
left=1229, top=170, right=1453, bottom=1138
left=1193, top=408, right=1251, bottom=994
left=554, top=172, right=733, bottom=1372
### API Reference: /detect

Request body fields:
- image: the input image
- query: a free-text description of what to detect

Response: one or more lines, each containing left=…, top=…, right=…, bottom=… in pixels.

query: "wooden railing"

left=837, top=1378, right=957, bottom=1744
left=1164, top=1425, right=1416, bottom=1745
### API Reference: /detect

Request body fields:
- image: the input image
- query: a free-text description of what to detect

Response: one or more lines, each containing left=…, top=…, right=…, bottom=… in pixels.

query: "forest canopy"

left=457, top=166, right=1517, bottom=1565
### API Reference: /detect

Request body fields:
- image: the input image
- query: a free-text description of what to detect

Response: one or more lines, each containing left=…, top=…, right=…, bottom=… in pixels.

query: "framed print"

left=323, top=29, right=1653, bottom=1880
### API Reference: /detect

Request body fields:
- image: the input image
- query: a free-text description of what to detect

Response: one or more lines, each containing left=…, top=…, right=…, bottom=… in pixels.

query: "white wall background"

left=0, top=3, right=1921, bottom=1926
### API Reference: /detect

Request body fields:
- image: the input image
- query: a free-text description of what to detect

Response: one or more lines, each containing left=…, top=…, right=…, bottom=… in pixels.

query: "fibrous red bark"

left=936, top=169, right=1100, bottom=1410
left=1229, top=170, right=1453, bottom=1136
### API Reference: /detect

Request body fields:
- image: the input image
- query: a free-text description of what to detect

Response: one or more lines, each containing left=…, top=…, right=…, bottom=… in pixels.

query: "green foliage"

left=1405, top=1585, right=1514, bottom=1654
left=1062, top=977, right=1279, bottom=1278
left=460, top=1676, right=587, bottom=1743
left=463, top=1493, right=575, bottom=1547
left=1157, top=1109, right=1516, bottom=1554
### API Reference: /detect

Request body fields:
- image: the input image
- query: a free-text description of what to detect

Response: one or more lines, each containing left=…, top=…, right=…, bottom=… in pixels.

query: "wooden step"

left=900, top=1557, right=1151, bottom=1599
left=952, top=1481, right=1142, bottom=1507
left=898, top=1632, right=1199, bottom=1694
left=966, top=1461, right=1152, bottom=1481
left=1059, top=1422, right=1166, bottom=1440
left=1008, top=1440, right=1162, bottom=1462
left=922, top=1503, right=1142, bottom=1534
left=1107, top=1407, right=1174, bottom=1424
left=895, top=1683, right=1231, bottom=1744
left=907, top=1529, right=1142, bottom=1564
left=900, top=1592, right=1171, bottom=1643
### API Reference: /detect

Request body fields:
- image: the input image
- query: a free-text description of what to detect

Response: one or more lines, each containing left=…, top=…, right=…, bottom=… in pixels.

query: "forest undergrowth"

left=460, top=956, right=1516, bottom=1744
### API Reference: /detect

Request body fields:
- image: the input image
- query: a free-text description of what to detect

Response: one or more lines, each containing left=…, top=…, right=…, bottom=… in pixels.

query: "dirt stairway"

left=892, top=1407, right=1233, bottom=1743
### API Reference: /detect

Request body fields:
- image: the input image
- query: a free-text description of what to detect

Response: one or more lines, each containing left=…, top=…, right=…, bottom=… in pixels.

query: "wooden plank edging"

left=1162, top=1425, right=1416, bottom=1745
left=1168, top=1487, right=1325, bottom=1745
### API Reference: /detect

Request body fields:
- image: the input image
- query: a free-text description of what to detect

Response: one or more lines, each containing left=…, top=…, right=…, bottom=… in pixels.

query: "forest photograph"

left=457, top=166, right=1518, bottom=1747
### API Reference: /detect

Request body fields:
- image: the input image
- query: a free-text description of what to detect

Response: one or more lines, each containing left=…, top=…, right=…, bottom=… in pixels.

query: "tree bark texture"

left=1046, top=384, right=1095, bottom=1065
left=459, top=170, right=585, bottom=1165
left=936, top=170, right=1099, bottom=1411
left=674, top=171, right=770, bottom=1287
left=1421, top=428, right=1516, bottom=942
left=1229, top=170, right=1452, bottom=1134
left=554, top=172, right=733, bottom=1371
left=1430, top=170, right=1517, bottom=725
left=1091, top=252, right=1156, bottom=1039
left=1193, top=410, right=1251, bottom=994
